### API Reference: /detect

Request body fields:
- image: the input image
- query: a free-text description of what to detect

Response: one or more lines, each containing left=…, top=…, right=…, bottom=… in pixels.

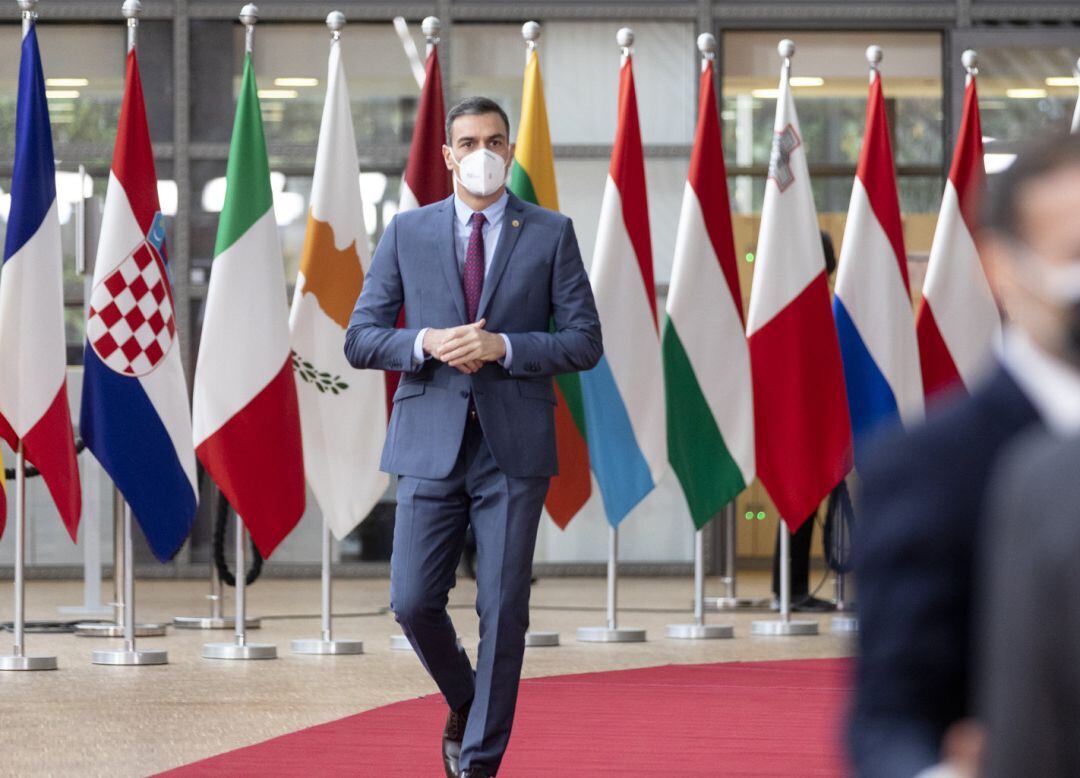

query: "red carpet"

left=161, top=658, right=852, bottom=776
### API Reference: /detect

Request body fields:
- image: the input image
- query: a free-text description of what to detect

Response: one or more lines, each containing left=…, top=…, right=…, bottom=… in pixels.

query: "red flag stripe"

left=112, top=50, right=161, bottom=235
left=948, top=79, right=984, bottom=236
left=609, top=57, right=657, bottom=329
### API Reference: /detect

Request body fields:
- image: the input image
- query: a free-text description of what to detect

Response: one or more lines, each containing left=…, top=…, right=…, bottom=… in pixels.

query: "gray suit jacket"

left=977, top=432, right=1080, bottom=778
left=344, top=192, right=602, bottom=480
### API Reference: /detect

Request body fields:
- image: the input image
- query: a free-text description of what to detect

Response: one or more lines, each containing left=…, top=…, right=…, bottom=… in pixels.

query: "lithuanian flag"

left=508, top=46, right=591, bottom=529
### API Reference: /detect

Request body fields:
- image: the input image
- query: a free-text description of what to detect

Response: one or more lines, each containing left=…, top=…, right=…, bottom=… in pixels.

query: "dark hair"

left=445, top=96, right=511, bottom=145
left=983, top=132, right=1080, bottom=241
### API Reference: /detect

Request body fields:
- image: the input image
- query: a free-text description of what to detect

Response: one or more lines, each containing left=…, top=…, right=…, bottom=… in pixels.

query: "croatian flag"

left=80, top=48, right=198, bottom=561
left=833, top=61, right=924, bottom=468
left=0, top=23, right=81, bottom=539
left=579, top=47, right=666, bottom=526
left=916, top=66, right=1000, bottom=400
left=746, top=44, right=852, bottom=529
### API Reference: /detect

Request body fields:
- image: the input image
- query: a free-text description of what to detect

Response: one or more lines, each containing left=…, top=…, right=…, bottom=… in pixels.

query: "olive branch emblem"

left=291, top=351, right=349, bottom=395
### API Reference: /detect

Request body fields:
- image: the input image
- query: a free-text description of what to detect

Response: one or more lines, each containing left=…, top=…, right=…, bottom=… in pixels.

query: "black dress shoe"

left=792, top=595, right=836, bottom=613
left=442, top=702, right=471, bottom=778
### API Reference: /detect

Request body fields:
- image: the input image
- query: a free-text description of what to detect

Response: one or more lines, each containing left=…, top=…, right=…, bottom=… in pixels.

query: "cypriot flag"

left=289, top=32, right=388, bottom=539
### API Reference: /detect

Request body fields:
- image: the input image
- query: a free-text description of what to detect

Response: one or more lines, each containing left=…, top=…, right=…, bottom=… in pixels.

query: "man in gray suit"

left=345, top=96, right=602, bottom=778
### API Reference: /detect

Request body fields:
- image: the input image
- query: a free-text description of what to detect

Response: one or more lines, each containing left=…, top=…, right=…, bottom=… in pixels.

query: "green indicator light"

left=756, top=511, right=766, bottom=521
left=745, top=252, right=755, bottom=263
left=744, top=511, right=753, bottom=520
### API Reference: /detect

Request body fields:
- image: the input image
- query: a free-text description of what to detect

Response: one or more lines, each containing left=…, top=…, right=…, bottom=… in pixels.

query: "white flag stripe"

left=922, top=182, right=1001, bottom=388
left=666, top=183, right=755, bottom=485
left=192, top=208, right=291, bottom=446
left=590, top=175, right=667, bottom=482
left=0, top=200, right=66, bottom=436
left=746, top=86, right=826, bottom=336
left=835, top=178, right=924, bottom=427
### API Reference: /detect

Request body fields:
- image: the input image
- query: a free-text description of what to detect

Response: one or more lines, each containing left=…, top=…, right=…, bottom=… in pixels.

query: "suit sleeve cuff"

left=412, top=328, right=429, bottom=367
left=498, top=333, right=512, bottom=369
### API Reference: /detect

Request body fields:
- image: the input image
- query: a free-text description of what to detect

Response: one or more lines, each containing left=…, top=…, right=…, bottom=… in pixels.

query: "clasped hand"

left=423, top=319, right=506, bottom=375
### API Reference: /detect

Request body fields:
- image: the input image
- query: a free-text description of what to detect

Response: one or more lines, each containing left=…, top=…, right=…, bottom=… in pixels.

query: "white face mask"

left=450, top=147, right=508, bottom=197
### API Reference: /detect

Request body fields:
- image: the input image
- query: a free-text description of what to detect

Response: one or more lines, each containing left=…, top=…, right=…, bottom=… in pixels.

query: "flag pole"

left=706, top=501, right=771, bottom=610
left=518, top=18, right=560, bottom=650
left=0, top=0, right=57, bottom=675
left=202, top=4, right=278, bottom=663
left=577, top=27, right=647, bottom=646
left=666, top=33, right=736, bottom=641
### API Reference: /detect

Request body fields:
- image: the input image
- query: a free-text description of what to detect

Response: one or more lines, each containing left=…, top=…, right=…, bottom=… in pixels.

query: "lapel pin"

left=512, top=219, right=520, bottom=227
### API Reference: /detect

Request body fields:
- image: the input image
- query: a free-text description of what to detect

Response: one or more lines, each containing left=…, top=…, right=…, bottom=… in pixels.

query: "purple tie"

left=463, top=212, right=486, bottom=322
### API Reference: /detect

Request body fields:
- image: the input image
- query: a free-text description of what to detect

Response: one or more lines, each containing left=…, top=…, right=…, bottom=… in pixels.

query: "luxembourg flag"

left=0, top=23, right=81, bottom=540
left=915, top=61, right=1000, bottom=400
left=833, top=56, right=924, bottom=469
left=579, top=44, right=666, bottom=526
left=746, top=43, right=852, bottom=530
left=80, top=48, right=198, bottom=562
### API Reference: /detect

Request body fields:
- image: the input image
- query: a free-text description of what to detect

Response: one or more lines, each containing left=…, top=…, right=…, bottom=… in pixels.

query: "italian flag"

left=508, top=45, right=591, bottom=530
left=662, top=56, right=754, bottom=530
left=192, top=54, right=305, bottom=557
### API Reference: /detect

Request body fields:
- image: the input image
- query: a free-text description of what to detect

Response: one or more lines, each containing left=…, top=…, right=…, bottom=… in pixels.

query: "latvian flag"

left=80, top=47, right=198, bottom=561
left=0, top=22, right=81, bottom=539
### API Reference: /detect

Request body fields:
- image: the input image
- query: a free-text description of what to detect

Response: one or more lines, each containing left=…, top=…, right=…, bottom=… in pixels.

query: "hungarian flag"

left=833, top=63, right=924, bottom=469
left=915, top=71, right=999, bottom=400
left=80, top=48, right=198, bottom=561
left=289, top=31, right=388, bottom=539
left=388, top=44, right=452, bottom=415
left=192, top=53, right=305, bottom=558
left=0, top=23, right=81, bottom=540
left=746, top=53, right=852, bottom=530
left=663, top=54, right=753, bottom=530
left=508, top=41, right=590, bottom=529
left=579, top=48, right=666, bottom=526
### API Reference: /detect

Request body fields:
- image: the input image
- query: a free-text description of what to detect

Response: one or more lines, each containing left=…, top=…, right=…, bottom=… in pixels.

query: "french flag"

left=0, top=23, right=81, bottom=540
left=833, top=58, right=924, bottom=468
left=579, top=43, right=666, bottom=526
left=916, top=64, right=1000, bottom=400
left=80, top=49, right=198, bottom=562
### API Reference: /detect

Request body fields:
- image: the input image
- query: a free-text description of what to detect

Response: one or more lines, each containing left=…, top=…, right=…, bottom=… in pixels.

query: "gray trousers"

left=390, top=417, right=549, bottom=774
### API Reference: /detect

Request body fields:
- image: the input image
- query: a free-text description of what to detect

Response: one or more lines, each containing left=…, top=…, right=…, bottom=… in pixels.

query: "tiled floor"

left=0, top=572, right=854, bottom=776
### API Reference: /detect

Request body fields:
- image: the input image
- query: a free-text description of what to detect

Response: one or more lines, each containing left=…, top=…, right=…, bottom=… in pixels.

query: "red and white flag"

left=746, top=44, right=852, bottom=529
left=916, top=64, right=1000, bottom=399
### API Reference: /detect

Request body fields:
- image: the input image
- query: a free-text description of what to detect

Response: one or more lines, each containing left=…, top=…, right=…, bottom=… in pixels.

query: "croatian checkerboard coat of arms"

left=87, top=216, right=176, bottom=377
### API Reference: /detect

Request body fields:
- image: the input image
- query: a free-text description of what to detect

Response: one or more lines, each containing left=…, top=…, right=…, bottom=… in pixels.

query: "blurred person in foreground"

left=848, top=132, right=1080, bottom=778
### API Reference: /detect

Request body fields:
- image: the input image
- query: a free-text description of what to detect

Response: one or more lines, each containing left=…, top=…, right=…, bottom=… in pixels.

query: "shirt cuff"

left=412, top=328, right=429, bottom=368
left=498, top=333, right=512, bottom=369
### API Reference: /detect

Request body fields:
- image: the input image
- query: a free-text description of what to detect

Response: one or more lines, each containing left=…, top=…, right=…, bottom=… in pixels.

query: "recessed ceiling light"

left=1006, top=88, right=1047, bottom=99
left=46, top=77, right=88, bottom=87
left=45, top=89, right=80, bottom=99
left=274, top=77, right=318, bottom=87
left=1045, top=76, right=1080, bottom=87
left=790, top=76, right=825, bottom=87
left=257, top=89, right=299, bottom=99
left=751, top=88, right=779, bottom=99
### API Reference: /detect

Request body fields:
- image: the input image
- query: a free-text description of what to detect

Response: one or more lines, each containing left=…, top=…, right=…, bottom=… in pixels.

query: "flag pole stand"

left=203, top=514, right=276, bottom=660
left=667, top=528, right=733, bottom=639
left=0, top=443, right=57, bottom=671
left=76, top=488, right=166, bottom=637
left=577, top=526, right=646, bottom=642
left=830, top=494, right=858, bottom=633
left=291, top=520, right=363, bottom=655
left=705, top=502, right=771, bottom=611
left=751, top=521, right=818, bottom=636
left=91, top=504, right=167, bottom=665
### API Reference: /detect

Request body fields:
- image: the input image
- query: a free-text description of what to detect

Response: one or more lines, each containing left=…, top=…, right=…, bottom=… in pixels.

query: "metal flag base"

left=705, top=596, right=772, bottom=611
left=750, top=618, right=819, bottom=636
left=173, top=615, right=261, bottom=630
left=202, top=641, right=277, bottom=660
left=831, top=615, right=859, bottom=633
left=75, top=622, right=167, bottom=638
left=525, top=631, right=560, bottom=647
left=91, top=648, right=168, bottom=666
left=0, top=654, right=58, bottom=671
left=291, top=638, right=364, bottom=655
left=576, top=626, right=646, bottom=643
left=390, top=633, right=463, bottom=651
left=666, top=623, right=733, bottom=640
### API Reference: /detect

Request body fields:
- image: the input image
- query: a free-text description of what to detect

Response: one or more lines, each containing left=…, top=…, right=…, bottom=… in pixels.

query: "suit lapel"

left=436, top=195, right=468, bottom=323
left=477, top=193, right=525, bottom=320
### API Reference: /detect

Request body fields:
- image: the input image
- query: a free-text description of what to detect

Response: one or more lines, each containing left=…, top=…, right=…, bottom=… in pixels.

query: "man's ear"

left=507, top=142, right=516, bottom=163
left=442, top=144, right=456, bottom=172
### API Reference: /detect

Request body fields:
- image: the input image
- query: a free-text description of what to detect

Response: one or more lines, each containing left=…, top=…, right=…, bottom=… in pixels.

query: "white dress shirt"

left=412, top=191, right=513, bottom=368
left=999, top=327, right=1080, bottom=435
